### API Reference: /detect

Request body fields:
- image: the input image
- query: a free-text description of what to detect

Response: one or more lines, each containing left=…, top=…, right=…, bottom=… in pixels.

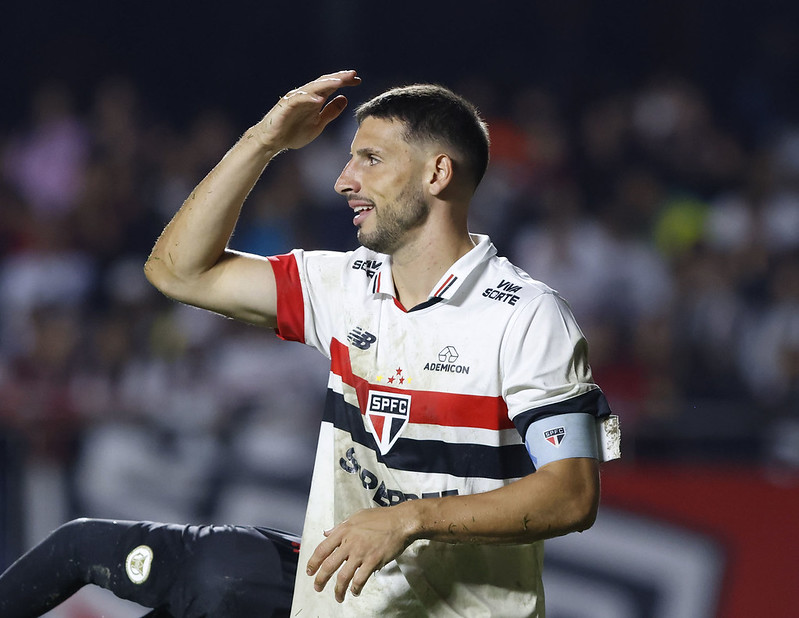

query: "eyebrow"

left=354, top=147, right=383, bottom=157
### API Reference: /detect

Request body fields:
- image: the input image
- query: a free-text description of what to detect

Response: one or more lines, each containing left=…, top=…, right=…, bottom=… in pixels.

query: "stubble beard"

left=357, top=184, right=430, bottom=255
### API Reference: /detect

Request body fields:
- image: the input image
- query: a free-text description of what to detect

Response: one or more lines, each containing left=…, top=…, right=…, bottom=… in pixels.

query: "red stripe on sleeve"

left=268, top=253, right=305, bottom=343
left=330, top=338, right=512, bottom=431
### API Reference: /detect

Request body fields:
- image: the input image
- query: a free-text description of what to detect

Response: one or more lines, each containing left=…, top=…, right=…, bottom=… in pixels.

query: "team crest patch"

left=365, top=390, right=411, bottom=455
left=125, top=545, right=154, bottom=584
left=544, top=427, right=566, bottom=447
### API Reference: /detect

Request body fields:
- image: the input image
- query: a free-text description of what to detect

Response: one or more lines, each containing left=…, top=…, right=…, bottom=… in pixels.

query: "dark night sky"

left=2, top=0, right=798, bottom=129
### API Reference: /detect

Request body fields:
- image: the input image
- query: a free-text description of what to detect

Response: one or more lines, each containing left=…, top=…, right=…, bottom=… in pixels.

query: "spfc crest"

left=544, top=426, right=566, bottom=447
left=365, top=391, right=411, bottom=455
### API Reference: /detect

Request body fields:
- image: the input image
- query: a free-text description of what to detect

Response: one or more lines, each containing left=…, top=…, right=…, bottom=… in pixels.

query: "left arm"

left=306, top=456, right=599, bottom=602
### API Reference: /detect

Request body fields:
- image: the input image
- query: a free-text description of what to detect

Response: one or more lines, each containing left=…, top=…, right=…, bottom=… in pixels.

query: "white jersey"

left=269, top=234, right=610, bottom=617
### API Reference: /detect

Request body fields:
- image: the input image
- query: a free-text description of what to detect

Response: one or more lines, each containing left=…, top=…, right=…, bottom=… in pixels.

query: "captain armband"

left=524, top=413, right=621, bottom=469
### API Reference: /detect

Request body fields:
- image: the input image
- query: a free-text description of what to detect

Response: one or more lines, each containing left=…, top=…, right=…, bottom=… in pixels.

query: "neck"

left=390, top=221, right=474, bottom=310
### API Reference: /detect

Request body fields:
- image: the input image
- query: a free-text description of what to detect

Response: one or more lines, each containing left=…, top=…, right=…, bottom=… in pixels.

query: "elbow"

left=543, top=458, right=601, bottom=536
left=143, top=254, right=179, bottom=299
left=565, top=474, right=600, bottom=534
left=552, top=489, right=598, bottom=538
left=571, top=491, right=599, bottom=533
left=143, top=255, right=166, bottom=292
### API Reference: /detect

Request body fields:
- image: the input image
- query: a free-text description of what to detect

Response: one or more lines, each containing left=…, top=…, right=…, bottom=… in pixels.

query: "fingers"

left=258, top=70, right=360, bottom=150
left=308, top=69, right=362, bottom=96
left=306, top=529, right=334, bottom=572
left=310, top=553, right=341, bottom=593
left=308, top=540, right=348, bottom=600
left=306, top=532, right=339, bottom=587
left=318, top=94, right=350, bottom=127
left=348, top=561, right=377, bottom=598
left=333, top=556, right=362, bottom=602
left=311, top=548, right=378, bottom=603
left=306, top=506, right=410, bottom=602
left=306, top=527, right=379, bottom=603
left=286, top=70, right=361, bottom=103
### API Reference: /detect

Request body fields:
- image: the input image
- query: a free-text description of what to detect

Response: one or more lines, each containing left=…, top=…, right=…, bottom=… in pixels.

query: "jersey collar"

left=369, top=234, right=496, bottom=304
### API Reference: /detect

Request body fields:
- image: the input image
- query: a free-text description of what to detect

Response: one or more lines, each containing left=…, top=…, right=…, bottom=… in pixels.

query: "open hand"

left=253, top=70, right=361, bottom=151
left=305, top=504, right=416, bottom=603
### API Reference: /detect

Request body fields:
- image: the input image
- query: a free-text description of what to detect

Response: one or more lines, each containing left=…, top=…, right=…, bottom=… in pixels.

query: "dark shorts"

left=77, top=519, right=299, bottom=617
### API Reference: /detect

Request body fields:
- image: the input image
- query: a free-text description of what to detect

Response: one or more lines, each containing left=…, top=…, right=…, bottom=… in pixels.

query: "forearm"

left=306, top=458, right=600, bottom=601
left=404, top=457, right=599, bottom=545
left=145, top=126, right=280, bottom=286
left=143, top=71, right=359, bottom=324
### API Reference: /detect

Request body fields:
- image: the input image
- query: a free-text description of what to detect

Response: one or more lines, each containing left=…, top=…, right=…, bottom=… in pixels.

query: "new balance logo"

left=348, top=327, right=377, bottom=350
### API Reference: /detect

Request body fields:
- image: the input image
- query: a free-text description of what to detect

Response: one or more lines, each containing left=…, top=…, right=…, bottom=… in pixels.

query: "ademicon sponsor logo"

left=423, top=346, right=470, bottom=375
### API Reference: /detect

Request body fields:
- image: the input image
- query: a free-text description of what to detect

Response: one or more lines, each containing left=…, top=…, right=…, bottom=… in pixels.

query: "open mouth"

left=352, top=204, right=375, bottom=226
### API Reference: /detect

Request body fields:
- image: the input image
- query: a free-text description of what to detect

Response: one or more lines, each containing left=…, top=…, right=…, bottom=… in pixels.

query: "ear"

left=427, top=153, right=454, bottom=197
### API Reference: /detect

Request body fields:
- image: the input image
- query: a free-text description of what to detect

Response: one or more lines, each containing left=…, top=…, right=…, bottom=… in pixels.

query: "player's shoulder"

left=470, top=253, right=564, bottom=319
left=297, top=246, right=387, bottom=292
left=344, top=246, right=388, bottom=281
left=296, top=246, right=380, bottom=270
left=484, top=253, right=556, bottom=297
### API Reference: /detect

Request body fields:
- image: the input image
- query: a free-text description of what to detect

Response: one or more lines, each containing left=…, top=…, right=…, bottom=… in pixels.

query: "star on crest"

left=376, top=367, right=411, bottom=386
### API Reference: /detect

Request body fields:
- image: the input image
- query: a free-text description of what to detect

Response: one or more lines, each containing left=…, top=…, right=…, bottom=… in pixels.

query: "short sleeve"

left=268, top=249, right=350, bottom=358
left=268, top=252, right=306, bottom=344
left=501, top=291, right=611, bottom=437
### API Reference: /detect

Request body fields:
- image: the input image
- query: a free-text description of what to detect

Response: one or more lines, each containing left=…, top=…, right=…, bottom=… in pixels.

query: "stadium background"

left=1, top=1, right=798, bottom=616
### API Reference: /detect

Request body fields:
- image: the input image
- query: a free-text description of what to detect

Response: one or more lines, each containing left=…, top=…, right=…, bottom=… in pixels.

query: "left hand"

left=306, top=505, right=416, bottom=602
left=253, top=70, right=361, bottom=152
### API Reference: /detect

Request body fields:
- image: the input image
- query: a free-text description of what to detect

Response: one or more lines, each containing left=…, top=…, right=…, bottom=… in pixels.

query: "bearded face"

left=336, top=117, right=433, bottom=256
left=355, top=181, right=430, bottom=255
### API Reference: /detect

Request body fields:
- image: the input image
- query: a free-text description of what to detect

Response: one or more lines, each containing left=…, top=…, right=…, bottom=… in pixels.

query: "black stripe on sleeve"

left=512, top=388, right=613, bottom=439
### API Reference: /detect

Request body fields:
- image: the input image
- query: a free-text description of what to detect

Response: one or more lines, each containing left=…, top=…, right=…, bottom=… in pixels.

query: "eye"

left=367, top=154, right=380, bottom=166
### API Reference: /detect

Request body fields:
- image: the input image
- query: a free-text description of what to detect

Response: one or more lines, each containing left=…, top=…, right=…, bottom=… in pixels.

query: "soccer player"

left=0, top=70, right=618, bottom=617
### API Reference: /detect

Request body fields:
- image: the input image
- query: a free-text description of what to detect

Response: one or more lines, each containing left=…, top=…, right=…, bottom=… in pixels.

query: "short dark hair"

left=355, top=84, right=490, bottom=189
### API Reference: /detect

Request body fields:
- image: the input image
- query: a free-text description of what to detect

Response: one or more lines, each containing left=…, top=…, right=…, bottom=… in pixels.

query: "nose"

left=334, top=159, right=359, bottom=196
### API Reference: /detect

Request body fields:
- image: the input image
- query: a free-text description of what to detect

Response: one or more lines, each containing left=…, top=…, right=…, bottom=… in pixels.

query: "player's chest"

left=341, top=301, right=508, bottom=393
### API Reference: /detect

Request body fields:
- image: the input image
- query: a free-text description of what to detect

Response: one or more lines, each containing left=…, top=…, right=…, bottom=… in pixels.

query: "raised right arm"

left=144, top=70, right=361, bottom=327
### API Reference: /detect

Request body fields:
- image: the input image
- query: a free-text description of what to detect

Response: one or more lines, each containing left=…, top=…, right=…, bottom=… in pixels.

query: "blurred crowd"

left=1, top=72, right=798, bottom=556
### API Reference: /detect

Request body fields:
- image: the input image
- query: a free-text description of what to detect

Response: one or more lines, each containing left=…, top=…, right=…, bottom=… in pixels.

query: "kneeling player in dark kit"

left=0, top=518, right=298, bottom=617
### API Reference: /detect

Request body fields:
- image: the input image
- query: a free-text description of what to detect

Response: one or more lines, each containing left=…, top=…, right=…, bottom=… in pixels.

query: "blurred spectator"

left=0, top=220, right=96, bottom=358
left=2, top=82, right=90, bottom=217
left=739, top=252, right=799, bottom=408
left=3, top=58, right=799, bottom=569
